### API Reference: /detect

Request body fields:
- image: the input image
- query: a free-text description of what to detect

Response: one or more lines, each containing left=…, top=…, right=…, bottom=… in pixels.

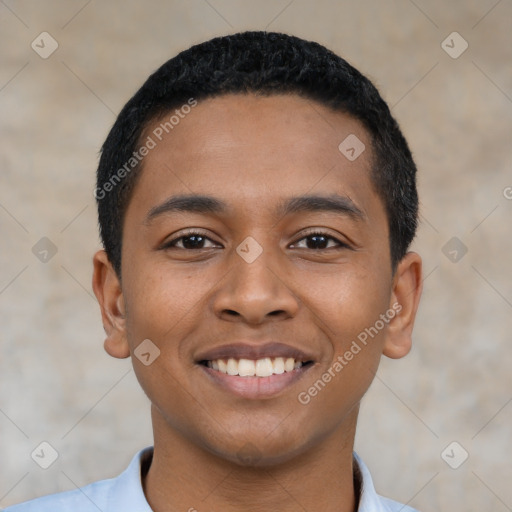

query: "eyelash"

left=161, top=228, right=349, bottom=251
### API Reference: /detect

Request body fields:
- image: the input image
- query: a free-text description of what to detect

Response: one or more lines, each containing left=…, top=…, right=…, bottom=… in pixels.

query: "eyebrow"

left=144, top=193, right=366, bottom=224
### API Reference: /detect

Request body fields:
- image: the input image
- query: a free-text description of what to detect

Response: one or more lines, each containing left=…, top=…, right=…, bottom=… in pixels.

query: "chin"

left=202, top=432, right=315, bottom=469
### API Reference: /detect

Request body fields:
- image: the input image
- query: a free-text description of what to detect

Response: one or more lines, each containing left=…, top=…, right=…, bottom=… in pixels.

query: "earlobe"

left=92, top=250, right=131, bottom=359
left=382, top=252, right=423, bottom=359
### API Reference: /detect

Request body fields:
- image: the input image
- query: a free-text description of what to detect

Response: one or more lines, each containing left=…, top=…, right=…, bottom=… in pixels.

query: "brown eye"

left=291, top=231, right=349, bottom=250
left=162, top=231, right=220, bottom=250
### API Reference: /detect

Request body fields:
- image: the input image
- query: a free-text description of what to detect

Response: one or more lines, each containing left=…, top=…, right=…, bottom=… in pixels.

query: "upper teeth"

left=206, top=357, right=303, bottom=377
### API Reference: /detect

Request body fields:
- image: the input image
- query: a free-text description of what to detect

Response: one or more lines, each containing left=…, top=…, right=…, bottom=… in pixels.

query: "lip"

left=195, top=341, right=316, bottom=400
left=195, top=342, right=315, bottom=363
left=199, top=363, right=314, bottom=399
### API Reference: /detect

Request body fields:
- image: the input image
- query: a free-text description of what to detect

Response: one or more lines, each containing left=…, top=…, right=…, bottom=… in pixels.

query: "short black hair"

left=96, top=31, right=418, bottom=276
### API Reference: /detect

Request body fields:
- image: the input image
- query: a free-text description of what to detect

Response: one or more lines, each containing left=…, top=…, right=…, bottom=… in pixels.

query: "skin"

left=92, top=93, right=422, bottom=512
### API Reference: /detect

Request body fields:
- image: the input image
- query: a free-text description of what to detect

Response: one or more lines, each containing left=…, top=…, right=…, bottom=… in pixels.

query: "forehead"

left=130, top=93, right=384, bottom=225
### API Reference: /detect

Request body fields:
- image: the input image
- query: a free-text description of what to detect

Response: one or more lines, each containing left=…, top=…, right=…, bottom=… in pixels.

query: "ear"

left=382, top=251, right=423, bottom=359
left=92, top=250, right=130, bottom=359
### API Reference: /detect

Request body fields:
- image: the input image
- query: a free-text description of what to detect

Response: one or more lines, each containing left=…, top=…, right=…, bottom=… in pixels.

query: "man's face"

left=101, top=94, right=414, bottom=465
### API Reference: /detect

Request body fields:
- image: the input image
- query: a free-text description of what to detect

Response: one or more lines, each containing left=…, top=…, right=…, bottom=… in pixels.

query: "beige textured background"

left=1, top=1, right=511, bottom=511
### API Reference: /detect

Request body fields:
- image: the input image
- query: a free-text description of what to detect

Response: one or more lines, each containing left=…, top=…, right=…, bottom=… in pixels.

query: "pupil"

left=309, top=235, right=327, bottom=249
left=184, top=235, right=204, bottom=249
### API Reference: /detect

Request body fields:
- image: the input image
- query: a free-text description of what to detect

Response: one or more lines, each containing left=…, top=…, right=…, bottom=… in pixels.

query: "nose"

left=212, top=244, right=299, bottom=325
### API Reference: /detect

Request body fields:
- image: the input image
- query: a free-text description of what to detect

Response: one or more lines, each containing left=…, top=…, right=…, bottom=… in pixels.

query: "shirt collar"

left=116, top=447, right=403, bottom=512
left=106, top=446, right=153, bottom=511
left=353, top=451, right=393, bottom=511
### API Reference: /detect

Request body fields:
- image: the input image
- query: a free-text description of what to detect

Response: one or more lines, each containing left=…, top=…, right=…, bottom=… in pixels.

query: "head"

left=95, top=31, right=418, bottom=276
left=92, top=31, right=422, bottom=467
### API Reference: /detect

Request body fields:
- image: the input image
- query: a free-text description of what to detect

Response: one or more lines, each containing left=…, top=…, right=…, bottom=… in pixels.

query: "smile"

left=202, top=357, right=312, bottom=377
left=198, top=358, right=314, bottom=399
left=195, top=342, right=316, bottom=398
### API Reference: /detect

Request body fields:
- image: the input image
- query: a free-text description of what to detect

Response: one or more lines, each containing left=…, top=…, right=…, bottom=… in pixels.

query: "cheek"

left=296, top=272, right=390, bottom=426
left=121, top=258, right=212, bottom=397
left=311, top=265, right=391, bottom=347
left=121, top=262, right=204, bottom=430
left=312, top=266, right=391, bottom=400
left=123, top=256, right=205, bottom=346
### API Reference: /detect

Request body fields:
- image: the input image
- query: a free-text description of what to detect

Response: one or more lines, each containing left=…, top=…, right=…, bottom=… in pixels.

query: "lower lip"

left=199, top=364, right=312, bottom=399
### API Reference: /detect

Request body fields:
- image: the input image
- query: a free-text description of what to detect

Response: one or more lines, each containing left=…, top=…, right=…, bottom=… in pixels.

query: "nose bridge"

left=213, top=234, right=299, bottom=323
left=235, top=241, right=279, bottom=292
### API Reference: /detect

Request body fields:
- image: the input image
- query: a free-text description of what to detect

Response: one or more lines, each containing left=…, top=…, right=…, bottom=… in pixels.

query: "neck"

left=143, top=406, right=360, bottom=512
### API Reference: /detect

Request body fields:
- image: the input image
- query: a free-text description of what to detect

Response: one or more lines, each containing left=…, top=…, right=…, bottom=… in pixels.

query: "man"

left=7, top=31, right=423, bottom=511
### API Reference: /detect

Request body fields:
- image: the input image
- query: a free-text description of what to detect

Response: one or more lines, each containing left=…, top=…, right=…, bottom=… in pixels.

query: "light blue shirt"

left=4, top=447, right=419, bottom=511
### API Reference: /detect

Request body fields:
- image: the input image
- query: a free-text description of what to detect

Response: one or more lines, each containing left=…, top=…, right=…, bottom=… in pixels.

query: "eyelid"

left=290, top=228, right=351, bottom=249
left=160, top=228, right=222, bottom=249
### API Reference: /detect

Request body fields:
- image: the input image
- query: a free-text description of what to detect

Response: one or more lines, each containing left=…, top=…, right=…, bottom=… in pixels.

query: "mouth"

left=199, top=357, right=314, bottom=377
left=195, top=342, right=316, bottom=399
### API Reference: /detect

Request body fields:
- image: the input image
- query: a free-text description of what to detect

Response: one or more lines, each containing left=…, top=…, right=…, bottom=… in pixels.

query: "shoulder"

left=3, top=447, right=153, bottom=512
left=353, top=452, right=421, bottom=512
left=378, top=495, right=421, bottom=511
left=3, top=478, right=114, bottom=512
